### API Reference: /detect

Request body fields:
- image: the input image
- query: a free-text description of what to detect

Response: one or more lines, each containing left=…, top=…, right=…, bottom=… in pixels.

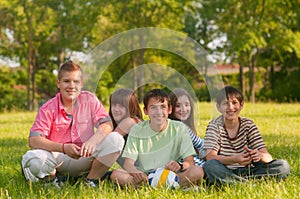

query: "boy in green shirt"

left=110, top=89, right=204, bottom=188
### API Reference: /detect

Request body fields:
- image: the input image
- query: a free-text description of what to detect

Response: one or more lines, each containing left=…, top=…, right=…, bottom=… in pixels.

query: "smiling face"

left=57, top=70, right=83, bottom=106
left=144, top=97, right=172, bottom=131
left=217, top=95, right=244, bottom=122
left=111, top=103, right=128, bottom=124
left=174, top=95, right=191, bottom=122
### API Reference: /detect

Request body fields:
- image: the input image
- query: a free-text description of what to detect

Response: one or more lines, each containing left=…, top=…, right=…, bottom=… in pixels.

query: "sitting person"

left=109, top=88, right=143, bottom=167
left=21, top=60, right=124, bottom=188
left=169, top=88, right=205, bottom=166
left=110, top=89, right=204, bottom=188
left=203, top=85, right=290, bottom=186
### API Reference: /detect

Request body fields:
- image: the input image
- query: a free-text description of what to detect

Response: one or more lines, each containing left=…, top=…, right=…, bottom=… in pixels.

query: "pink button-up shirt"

left=30, top=91, right=110, bottom=147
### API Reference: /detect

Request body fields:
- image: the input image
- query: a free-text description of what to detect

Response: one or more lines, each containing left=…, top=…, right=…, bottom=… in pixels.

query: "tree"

left=90, top=0, right=194, bottom=101
left=0, top=0, right=104, bottom=110
left=197, top=0, right=300, bottom=102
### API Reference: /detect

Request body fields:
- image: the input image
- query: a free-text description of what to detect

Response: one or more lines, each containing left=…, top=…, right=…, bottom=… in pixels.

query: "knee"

left=110, top=169, right=119, bottom=182
left=192, top=166, right=204, bottom=180
left=22, top=150, right=57, bottom=179
left=203, top=159, right=222, bottom=174
left=108, top=132, right=125, bottom=150
left=110, top=169, right=132, bottom=186
left=274, top=159, right=290, bottom=178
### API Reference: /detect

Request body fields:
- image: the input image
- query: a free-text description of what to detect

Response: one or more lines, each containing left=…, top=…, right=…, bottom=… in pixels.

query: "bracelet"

left=177, top=161, right=184, bottom=172
left=62, top=143, right=65, bottom=154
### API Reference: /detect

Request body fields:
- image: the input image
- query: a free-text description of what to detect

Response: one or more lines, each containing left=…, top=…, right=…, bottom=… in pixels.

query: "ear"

left=168, top=105, right=172, bottom=114
left=143, top=106, right=148, bottom=115
left=216, top=103, right=221, bottom=112
left=56, top=79, right=60, bottom=89
left=240, top=101, right=244, bottom=109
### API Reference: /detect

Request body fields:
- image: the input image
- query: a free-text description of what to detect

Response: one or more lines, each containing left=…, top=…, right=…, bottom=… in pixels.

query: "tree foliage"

left=197, top=0, right=300, bottom=102
left=0, top=0, right=299, bottom=111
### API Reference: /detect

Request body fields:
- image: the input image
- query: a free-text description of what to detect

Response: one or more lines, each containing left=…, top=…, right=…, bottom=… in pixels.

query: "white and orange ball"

left=148, top=168, right=180, bottom=189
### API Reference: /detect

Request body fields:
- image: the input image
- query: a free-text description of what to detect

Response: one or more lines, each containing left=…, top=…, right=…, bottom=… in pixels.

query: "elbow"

left=205, top=153, right=217, bottom=161
left=28, top=137, right=39, bottom=149
left=28, top=138, right=34, bottom=148
left=205, top=155, right=214, bottom=161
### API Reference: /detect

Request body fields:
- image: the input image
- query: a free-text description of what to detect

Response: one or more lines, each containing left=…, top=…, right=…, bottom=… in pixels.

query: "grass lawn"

left=0, top=102, right=299, bottom=199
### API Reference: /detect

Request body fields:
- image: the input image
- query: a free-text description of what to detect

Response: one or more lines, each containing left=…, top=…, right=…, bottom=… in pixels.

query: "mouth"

left=180, top=113, right=188, bottom=117
left=226, top=111, right=236, bottom=116
left=155, top=115, right=164, bottom=120
left=67, top=90, right=76, bottom=95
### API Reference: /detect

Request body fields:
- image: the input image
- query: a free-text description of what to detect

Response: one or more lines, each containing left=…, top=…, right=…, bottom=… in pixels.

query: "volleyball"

left=148, top=168, right=180, bottom=189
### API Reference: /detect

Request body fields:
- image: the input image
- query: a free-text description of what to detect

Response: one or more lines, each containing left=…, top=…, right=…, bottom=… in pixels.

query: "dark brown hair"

left=143, top=89, right=170, bottom=110
left=109, top=88, right=143, bottom=129
left=216, top=86, right=244, bottom=105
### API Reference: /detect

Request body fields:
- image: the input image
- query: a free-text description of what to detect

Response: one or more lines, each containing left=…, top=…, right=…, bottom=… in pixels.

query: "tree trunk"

left=27, top=59, right=32, bottom=111
left=32, top=55, right=37, bottom=110
left=249, top=56, right=256, bottom=103
left=24, top=1, right=35, bottom=111
left=270, top=63, right=275, bottom=91
left=131, top=38, right=138, bottom=94
left=137, top=35, right=145, bottom=102
left=239, top=64, right=245, bottom=98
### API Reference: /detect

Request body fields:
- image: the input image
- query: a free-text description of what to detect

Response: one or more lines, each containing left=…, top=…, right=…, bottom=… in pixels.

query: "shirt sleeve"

left=203, top=120, right=221, bottom=152
left=187, top=127, right=204, bottom=152
left=179, top=125, right=197, bottom=159
left=90, top=93, right=111, bottom=128
left=30, top=107, right=53, bottom=138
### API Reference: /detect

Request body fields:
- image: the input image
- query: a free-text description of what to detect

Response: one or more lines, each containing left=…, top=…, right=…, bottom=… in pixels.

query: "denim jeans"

left=203, top=159, right=290, bottom=186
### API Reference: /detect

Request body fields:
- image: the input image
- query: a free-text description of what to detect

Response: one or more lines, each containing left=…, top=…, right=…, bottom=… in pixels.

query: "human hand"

left=80, top=140, right=97, bottom=157
left=64, top=143, right=81, bottom=159
left=130, top=172, right=148, bottom=185
left=236, top=153, right=252, bottom=166
left=165, top=160, right=181, bottom=173
left=244, top=145, right=262, bottom=162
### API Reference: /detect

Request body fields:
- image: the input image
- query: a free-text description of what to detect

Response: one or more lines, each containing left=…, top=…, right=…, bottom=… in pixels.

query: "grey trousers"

left=203, top=159, right=290, bottom=186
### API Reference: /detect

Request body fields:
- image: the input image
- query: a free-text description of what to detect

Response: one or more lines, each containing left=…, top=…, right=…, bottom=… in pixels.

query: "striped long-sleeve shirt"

left=204, top=115, right=266, bottom=168
left=187, top=127, right=206, bottom=166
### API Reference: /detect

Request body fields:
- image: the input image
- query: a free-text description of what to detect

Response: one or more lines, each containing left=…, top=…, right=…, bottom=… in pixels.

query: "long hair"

left=109, top=88, right=143, bottom=129
left=168, top=88, right=197, bottom=135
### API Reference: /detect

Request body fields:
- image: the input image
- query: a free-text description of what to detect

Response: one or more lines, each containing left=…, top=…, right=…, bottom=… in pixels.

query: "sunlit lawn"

left=0, top=102, right=299, bottom=198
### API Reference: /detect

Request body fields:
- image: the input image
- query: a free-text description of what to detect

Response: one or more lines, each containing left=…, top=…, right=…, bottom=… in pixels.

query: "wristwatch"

left=177, top=161, right=184, bottom=172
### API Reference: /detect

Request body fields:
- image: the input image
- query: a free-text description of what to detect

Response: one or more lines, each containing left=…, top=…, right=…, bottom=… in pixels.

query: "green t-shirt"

left=122, top=119, right=196, bottom=173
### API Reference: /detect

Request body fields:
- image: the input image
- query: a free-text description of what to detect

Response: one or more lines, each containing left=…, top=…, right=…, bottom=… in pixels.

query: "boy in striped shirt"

left=203, top=86, right=290, bottom=186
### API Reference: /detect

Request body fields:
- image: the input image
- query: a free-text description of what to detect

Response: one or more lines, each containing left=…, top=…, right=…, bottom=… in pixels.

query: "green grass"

left=0, top=103, right=299, bottom=199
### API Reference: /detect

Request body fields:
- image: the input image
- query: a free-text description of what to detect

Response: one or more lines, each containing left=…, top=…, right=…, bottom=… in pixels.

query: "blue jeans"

left=203, top=159, right=290, bottom=186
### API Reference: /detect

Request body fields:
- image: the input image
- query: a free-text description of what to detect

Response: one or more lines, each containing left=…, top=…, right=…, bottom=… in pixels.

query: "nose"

left=228, top=102, right=234, bottom=109
left=181, top=105, right=187, bottom=112
left=69, top=81, right=75, bottom=87
left=156, top=107, right=164, bottom=114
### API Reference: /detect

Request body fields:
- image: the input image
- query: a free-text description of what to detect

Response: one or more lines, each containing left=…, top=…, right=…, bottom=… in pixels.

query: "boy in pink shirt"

left=21, top=60, right=124, bottom=188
